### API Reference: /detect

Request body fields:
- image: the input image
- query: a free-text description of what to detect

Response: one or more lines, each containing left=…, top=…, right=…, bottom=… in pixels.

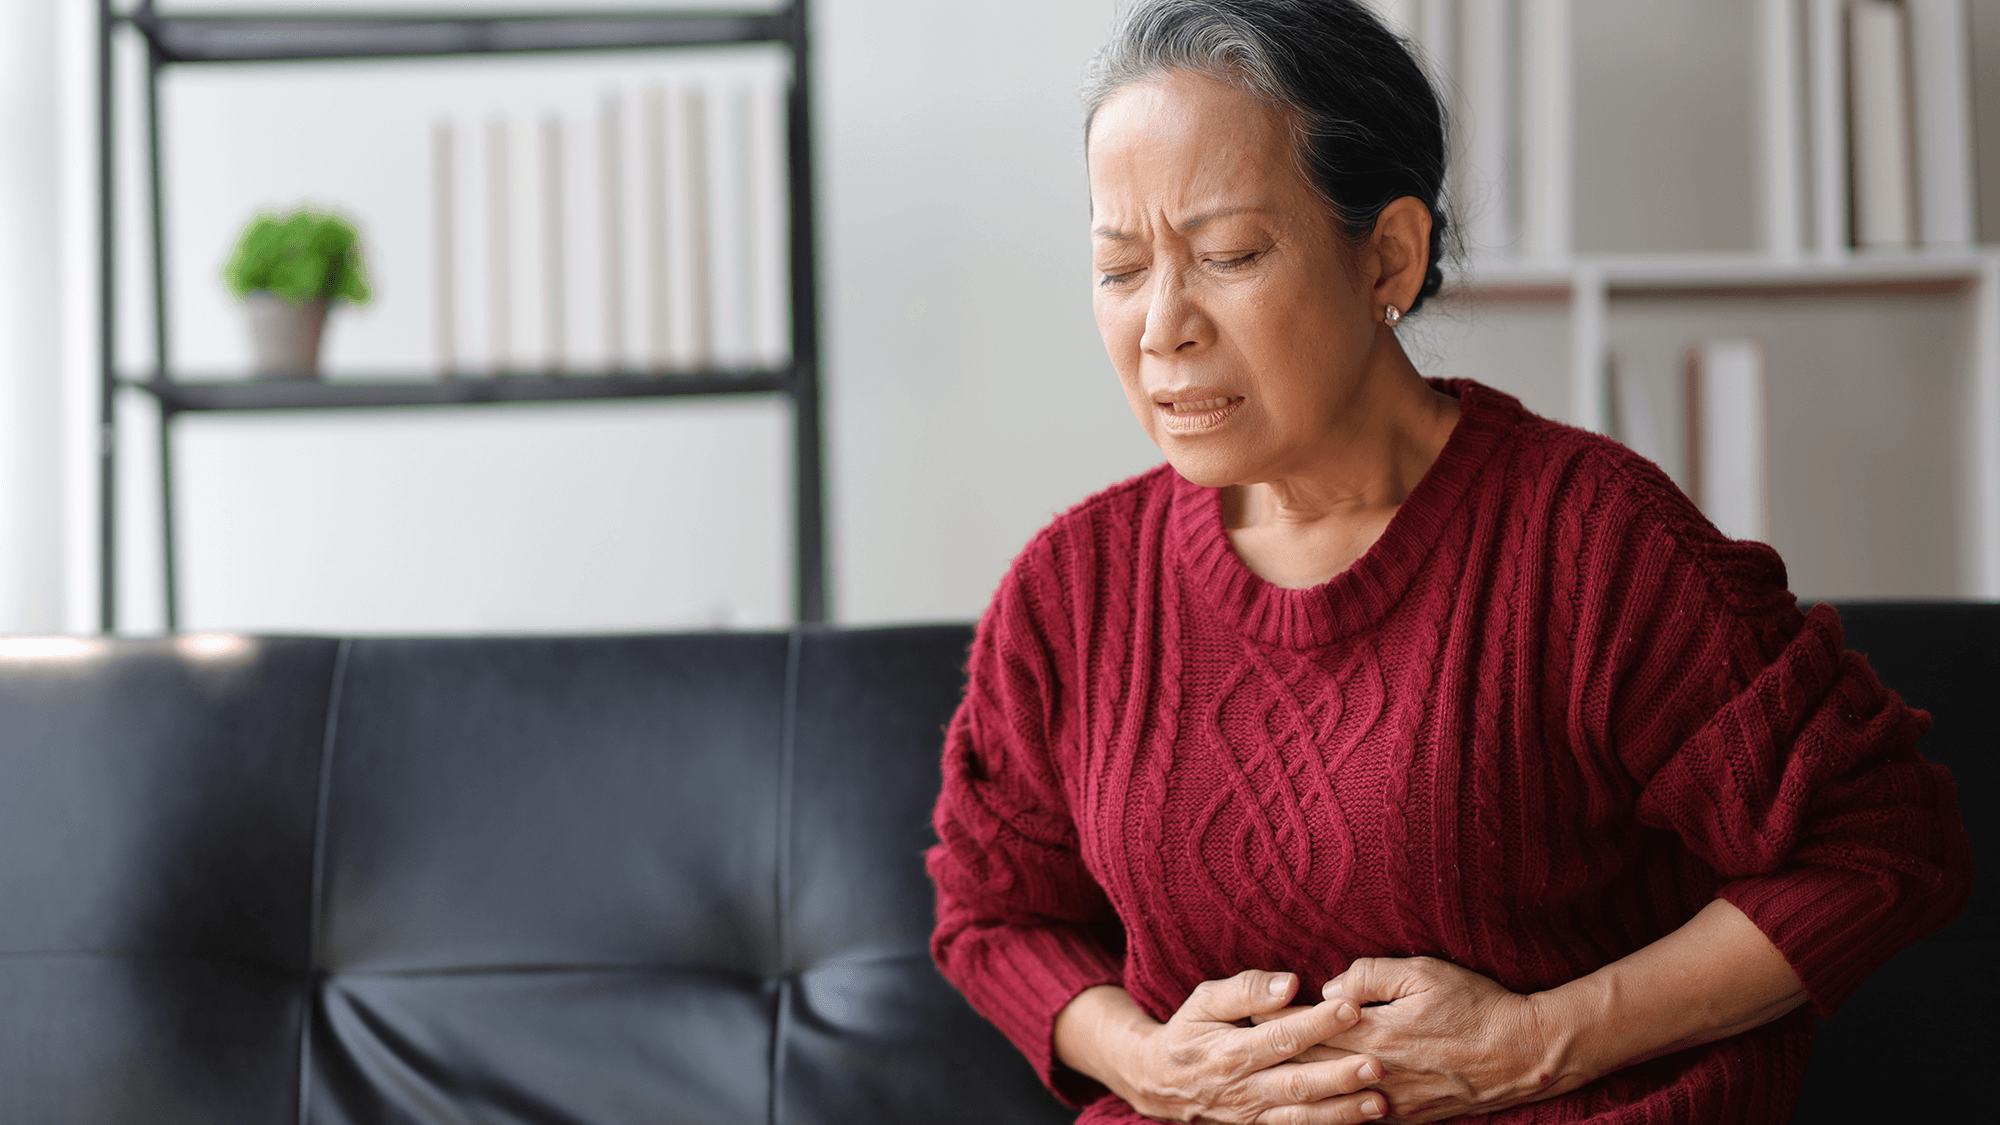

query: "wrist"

left=1522, top=984, right=1605, bottom=1097
left=1054, top=985, right=1159, bottom=1104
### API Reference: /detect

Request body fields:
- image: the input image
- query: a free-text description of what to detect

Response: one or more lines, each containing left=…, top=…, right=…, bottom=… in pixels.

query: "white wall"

left=0, top=0, right=66, bottom=634
left=80, top=0, right=1154, bottom=634
left=820, top=0, right=1158, bottom=623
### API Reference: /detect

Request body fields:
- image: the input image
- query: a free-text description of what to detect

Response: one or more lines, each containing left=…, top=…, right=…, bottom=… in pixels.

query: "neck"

left=1226, top=337, right=1460, bottom=533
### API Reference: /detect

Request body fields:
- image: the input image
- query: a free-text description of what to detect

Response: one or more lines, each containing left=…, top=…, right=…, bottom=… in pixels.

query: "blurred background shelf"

left=99, top=0, right=826, bottom=632
left=133, top=370, right=794, bottom=412
left=126, top=8, right=793, bottom=64
left=1458, top=251, right=1992, bottom=300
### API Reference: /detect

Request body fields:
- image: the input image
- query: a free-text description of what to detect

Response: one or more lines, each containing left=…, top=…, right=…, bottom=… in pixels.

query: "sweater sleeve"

left=927, top=541, right=1124, bottom=1105
left=1567, top=459, right=1973, bottom=1018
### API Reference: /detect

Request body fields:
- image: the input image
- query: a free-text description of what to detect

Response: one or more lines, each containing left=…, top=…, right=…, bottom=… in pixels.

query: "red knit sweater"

left=927, top=381, right=1971, bottom=1123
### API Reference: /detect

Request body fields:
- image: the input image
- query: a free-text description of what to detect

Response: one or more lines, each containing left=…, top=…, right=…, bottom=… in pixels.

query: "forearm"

left=1531, top=899, right=1808, bottom=1087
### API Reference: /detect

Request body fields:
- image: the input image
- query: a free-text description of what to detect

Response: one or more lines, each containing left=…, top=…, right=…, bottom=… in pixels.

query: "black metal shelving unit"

left=96, top=2, right=827, bottom=631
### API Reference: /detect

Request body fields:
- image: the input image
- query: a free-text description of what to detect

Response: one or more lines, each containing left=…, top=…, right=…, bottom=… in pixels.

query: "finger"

left=1323, top=956, right=1431, bottom=1006
left=1259, top=1089, right=1389, bottom=1125
left=1249, top=1004, right=1315, bottom=1025
left=1180, top=970, right=1307, bottom=1024
left=1292, top=1043, right=1360, bottom=1064
left=1244, top=996, right=1362, bottom=1064
left=1248, top=1053, right=1384, bottom=1107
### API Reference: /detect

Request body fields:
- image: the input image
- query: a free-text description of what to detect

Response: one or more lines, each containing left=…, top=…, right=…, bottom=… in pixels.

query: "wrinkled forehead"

left=1086, top=70, right=1309, bottom=225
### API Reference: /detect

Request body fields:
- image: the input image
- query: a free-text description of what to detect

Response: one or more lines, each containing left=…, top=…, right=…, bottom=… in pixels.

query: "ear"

left=1365, top=196, right=1434, bottom=318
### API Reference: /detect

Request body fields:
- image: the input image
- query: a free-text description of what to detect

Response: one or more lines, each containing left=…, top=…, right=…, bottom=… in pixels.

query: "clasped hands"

left=1082, top=958, right=1575, bottom=1125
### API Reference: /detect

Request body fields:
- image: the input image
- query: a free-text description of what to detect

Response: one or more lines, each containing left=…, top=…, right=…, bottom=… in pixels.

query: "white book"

left=705, top=86, right=752, bottom=369
left=598, top=92, right=626, bottom=372
left=1684, top=339, right=1771, bottom=543
left=554, top=103, right=603, bottom=375
left=1906, top=0, right=1976, bottom=246
left=670, top=84, right=713, bottom=371
left=748, top=81, right=790, bottom=367
left=509, top=115, right=546, bottom=371
left=1518, top=0, right=1570, bottom=261
left=1755, top=0, right=1807, bottom=257
left=1458, top=0, right=1515, bottom=258
left=642, top=84, right=671, bottom=373
left=1849, top=0, right=1916, bottom=248
left=1607, top=355, right=1664, bottom=467
left=1415, top=0, right=1455, bottom=89
left=538, top=113, right=566, bottom=374
left=484, top=116, right=512, bottom=373
left=431, top=119, right=456, bottom=374
left=1805, top=0, right=1849, bottom=257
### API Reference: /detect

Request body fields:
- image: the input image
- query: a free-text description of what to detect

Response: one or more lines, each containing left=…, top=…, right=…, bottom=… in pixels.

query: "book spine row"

left=429, top=79, right=791, bottom=378
left=1375, top=0, right=1979, bottom=261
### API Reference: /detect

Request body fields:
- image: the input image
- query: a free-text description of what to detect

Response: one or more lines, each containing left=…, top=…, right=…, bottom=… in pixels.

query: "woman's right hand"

left=1054, top=971, right=1388, bottom=1124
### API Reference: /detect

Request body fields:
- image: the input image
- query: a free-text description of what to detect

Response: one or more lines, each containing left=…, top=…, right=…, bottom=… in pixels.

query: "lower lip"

left=1158, top=397, right=1244, bottom=435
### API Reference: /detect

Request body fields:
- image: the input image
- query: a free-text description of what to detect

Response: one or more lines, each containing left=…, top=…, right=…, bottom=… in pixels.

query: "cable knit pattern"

left=927, top=381, right=1972, bottom=1123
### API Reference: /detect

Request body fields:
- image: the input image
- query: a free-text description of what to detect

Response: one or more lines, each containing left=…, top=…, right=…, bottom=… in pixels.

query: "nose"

left=1138, top=265, right=1212, bottom=357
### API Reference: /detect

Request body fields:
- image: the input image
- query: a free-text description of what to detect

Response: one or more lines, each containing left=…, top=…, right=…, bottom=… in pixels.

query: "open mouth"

left=1156, top=394, right=1244, bottom=432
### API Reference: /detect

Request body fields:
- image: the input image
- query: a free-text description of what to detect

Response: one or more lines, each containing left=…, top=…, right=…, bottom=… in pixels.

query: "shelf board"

left=134, top=371, right=795, bottom=412
left=1448, top=250, right=1996, bottom=302
left=122, top=8, right=792, bottom=64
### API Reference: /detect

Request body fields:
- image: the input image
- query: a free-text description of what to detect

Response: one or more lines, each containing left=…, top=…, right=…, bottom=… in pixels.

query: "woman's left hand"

left=1255, top=957, right=1579, bottom=1124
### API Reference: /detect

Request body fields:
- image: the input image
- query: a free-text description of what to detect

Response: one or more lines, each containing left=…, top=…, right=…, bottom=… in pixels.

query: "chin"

left=1158, top=445, right=1247, bottom=489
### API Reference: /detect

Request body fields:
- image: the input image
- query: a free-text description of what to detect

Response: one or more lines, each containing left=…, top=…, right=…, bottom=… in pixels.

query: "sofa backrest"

left=0, top=625, right=1071, bottom=1125
left=0, top=608, right=1990, bottom=1123
left=1795, top=603, right=1996, bottom=1122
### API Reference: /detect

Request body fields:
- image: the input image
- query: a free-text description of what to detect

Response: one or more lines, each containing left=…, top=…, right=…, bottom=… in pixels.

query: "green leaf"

left=223, top=207, right=372, bottom=306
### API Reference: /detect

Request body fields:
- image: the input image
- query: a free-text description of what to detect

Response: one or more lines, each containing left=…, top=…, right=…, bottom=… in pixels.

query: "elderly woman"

left=925, top=1, right=1971, bottom=1123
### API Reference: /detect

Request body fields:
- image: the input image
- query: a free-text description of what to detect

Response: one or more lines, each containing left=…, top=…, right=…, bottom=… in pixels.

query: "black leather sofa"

left=0, top=606, right=1989, bottom=1124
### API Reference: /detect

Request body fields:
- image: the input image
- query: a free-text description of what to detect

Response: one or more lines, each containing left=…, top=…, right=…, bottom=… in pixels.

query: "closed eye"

left=1211, top=252, right=1258, bottom=270
left=1098, top=268, right=1142, bottom=287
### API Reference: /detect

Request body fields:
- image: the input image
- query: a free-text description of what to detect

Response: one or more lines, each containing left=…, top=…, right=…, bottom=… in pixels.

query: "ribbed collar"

left=1168, top=379, right=1522, bottom=649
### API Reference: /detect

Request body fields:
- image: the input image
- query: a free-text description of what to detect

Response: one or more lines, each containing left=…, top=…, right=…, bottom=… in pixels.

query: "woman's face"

left=1087, top=69, right=1381, bottom=489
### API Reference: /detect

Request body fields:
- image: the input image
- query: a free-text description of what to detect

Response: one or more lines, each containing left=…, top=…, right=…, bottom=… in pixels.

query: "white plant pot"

left=243, top=292, right=330, bottom=380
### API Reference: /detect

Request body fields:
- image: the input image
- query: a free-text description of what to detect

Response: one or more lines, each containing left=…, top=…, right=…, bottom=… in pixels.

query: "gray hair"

left=1079, top=0, right=1454, bottom=312
left=1082, top=0, right=1290, bottom=135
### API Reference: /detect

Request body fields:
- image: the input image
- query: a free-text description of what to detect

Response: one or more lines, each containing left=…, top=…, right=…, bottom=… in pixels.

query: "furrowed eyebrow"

left=1179, top=206, right=1261, bottom=232
left=1094, top=206, right=1265, bottom=242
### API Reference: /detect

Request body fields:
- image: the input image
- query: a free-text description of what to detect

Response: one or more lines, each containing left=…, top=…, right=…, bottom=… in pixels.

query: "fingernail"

left=1268, top=973, right=1293, bottom=996
left=1358, top=1062, right=1380, bottom=1082
left=1363, top=1098, right=1384, bottom=1118
left=1337, top=1001, right=1358, bottom=1021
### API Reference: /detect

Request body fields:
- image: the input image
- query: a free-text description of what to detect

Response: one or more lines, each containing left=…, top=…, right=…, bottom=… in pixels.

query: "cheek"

left=1092, top=294, right=1148, bottom=380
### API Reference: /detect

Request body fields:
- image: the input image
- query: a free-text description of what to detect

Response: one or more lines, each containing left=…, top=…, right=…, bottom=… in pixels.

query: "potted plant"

left=223, top=208, right=372, bottom=380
